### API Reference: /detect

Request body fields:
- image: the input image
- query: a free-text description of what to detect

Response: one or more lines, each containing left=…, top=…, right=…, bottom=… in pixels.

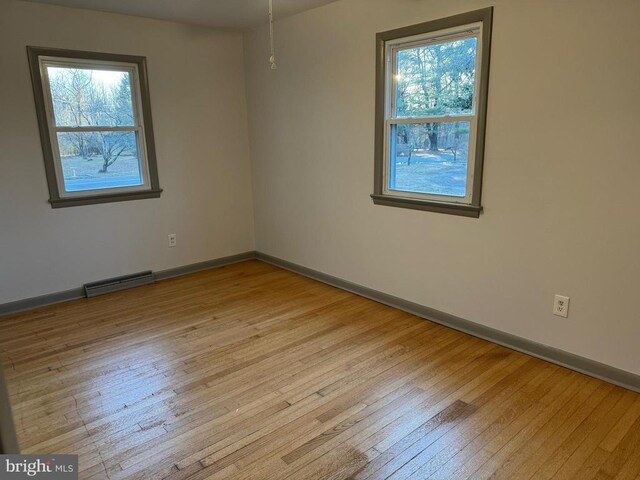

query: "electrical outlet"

left=168, top=234, right=177, bottom=248
left=553, top=295, right=570, bottom=318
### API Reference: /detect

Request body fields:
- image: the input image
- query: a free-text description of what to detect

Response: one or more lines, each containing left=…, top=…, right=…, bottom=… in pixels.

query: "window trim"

left=384, top=25, right=482, bottom=205
left=372, top=8, right=493, bottom=218
left=27, top=47, right=162, bottom=208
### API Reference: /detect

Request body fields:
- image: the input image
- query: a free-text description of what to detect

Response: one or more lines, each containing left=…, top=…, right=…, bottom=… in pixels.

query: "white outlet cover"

left=168, top=234, right=177, bottom=247
left=553, top=295, right=570, bottom=318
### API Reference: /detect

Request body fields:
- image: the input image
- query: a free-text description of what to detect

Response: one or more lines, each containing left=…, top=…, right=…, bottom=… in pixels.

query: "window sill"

left=371, top=194, right=482, bottom=218
left=50, top=189, right=163, bottom=208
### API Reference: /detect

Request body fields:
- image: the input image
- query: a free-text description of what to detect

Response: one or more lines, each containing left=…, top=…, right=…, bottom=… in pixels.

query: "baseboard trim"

left=0, top=251, right=257, bottom=317
left=3, top=250, right=638, bottom=393
left=255, top=252, right=640, bottom=394
left=0, top=288, right=85, bottom=318
left=154, top=251, right=257, bottom=281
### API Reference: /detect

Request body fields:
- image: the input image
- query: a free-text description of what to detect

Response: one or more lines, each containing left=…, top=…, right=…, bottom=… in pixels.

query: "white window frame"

left=38, top=56, right=152, bottom=198
left=383, top=23, right=483, bottom=205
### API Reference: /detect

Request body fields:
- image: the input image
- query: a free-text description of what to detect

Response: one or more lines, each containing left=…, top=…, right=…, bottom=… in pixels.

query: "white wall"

left=244, top=0, right=640, bottom=374
left=2, top=0, right=638, bottom=376
left=0, top=0, right=255, bottom=303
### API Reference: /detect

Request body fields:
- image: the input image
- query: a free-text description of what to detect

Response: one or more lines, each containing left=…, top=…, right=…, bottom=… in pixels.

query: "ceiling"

left=23, top=0, right=340, bottom=29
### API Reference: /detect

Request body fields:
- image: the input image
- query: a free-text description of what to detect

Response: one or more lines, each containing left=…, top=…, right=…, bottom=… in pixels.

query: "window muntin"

left=384, top=25, right=482, bottom=204
left=40, top=58, right=150, bottom=196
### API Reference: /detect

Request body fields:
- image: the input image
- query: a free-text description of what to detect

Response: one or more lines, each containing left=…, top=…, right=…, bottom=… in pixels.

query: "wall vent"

left=84, top=271, right=154, bottom=298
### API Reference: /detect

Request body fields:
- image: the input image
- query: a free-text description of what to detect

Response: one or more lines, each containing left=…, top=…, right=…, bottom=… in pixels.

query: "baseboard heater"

left=83, top=271, right=155, bottom=298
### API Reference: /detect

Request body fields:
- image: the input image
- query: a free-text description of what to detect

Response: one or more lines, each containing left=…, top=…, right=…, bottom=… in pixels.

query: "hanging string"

left=268, top=0, right=277, bottom=70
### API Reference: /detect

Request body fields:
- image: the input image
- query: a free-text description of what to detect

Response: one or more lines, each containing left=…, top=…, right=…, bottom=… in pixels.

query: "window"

left=27, top=47, right=161, bottom=208
left=372, top=8, right=493, bottom=218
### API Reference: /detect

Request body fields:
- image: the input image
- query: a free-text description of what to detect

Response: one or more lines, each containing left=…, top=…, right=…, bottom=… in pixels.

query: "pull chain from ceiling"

left=268, top=0, right=277, bottom=70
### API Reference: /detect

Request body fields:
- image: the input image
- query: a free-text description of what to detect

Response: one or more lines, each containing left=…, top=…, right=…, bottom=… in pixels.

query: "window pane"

left=57, top=131, right=143, bottom=192
left=395, top=36, right=477, bottom=118
left=389, top=122, right=470, bottom=197
left=47, top=66, right=135, bottom=127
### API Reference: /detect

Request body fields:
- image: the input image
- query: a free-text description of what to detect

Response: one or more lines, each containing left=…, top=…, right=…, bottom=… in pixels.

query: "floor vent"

left=84, top=271, right=155, bottom=298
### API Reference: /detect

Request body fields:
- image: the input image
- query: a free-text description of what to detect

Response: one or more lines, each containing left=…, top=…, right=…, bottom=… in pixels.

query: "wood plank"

left=0, top=260, right=638, bottom=479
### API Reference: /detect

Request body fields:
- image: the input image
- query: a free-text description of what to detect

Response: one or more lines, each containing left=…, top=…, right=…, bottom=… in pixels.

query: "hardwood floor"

left=1, top=260, right=639, bottom=479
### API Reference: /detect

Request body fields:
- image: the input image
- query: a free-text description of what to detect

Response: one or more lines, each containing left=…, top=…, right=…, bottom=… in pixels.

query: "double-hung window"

left=372, top=8, right=493, bottom=217
left=27, top=47, right=161, bottom=208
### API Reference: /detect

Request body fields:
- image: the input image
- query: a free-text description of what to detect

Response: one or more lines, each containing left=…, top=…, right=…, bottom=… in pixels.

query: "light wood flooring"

left=1, top=260, right=640, bottom=479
